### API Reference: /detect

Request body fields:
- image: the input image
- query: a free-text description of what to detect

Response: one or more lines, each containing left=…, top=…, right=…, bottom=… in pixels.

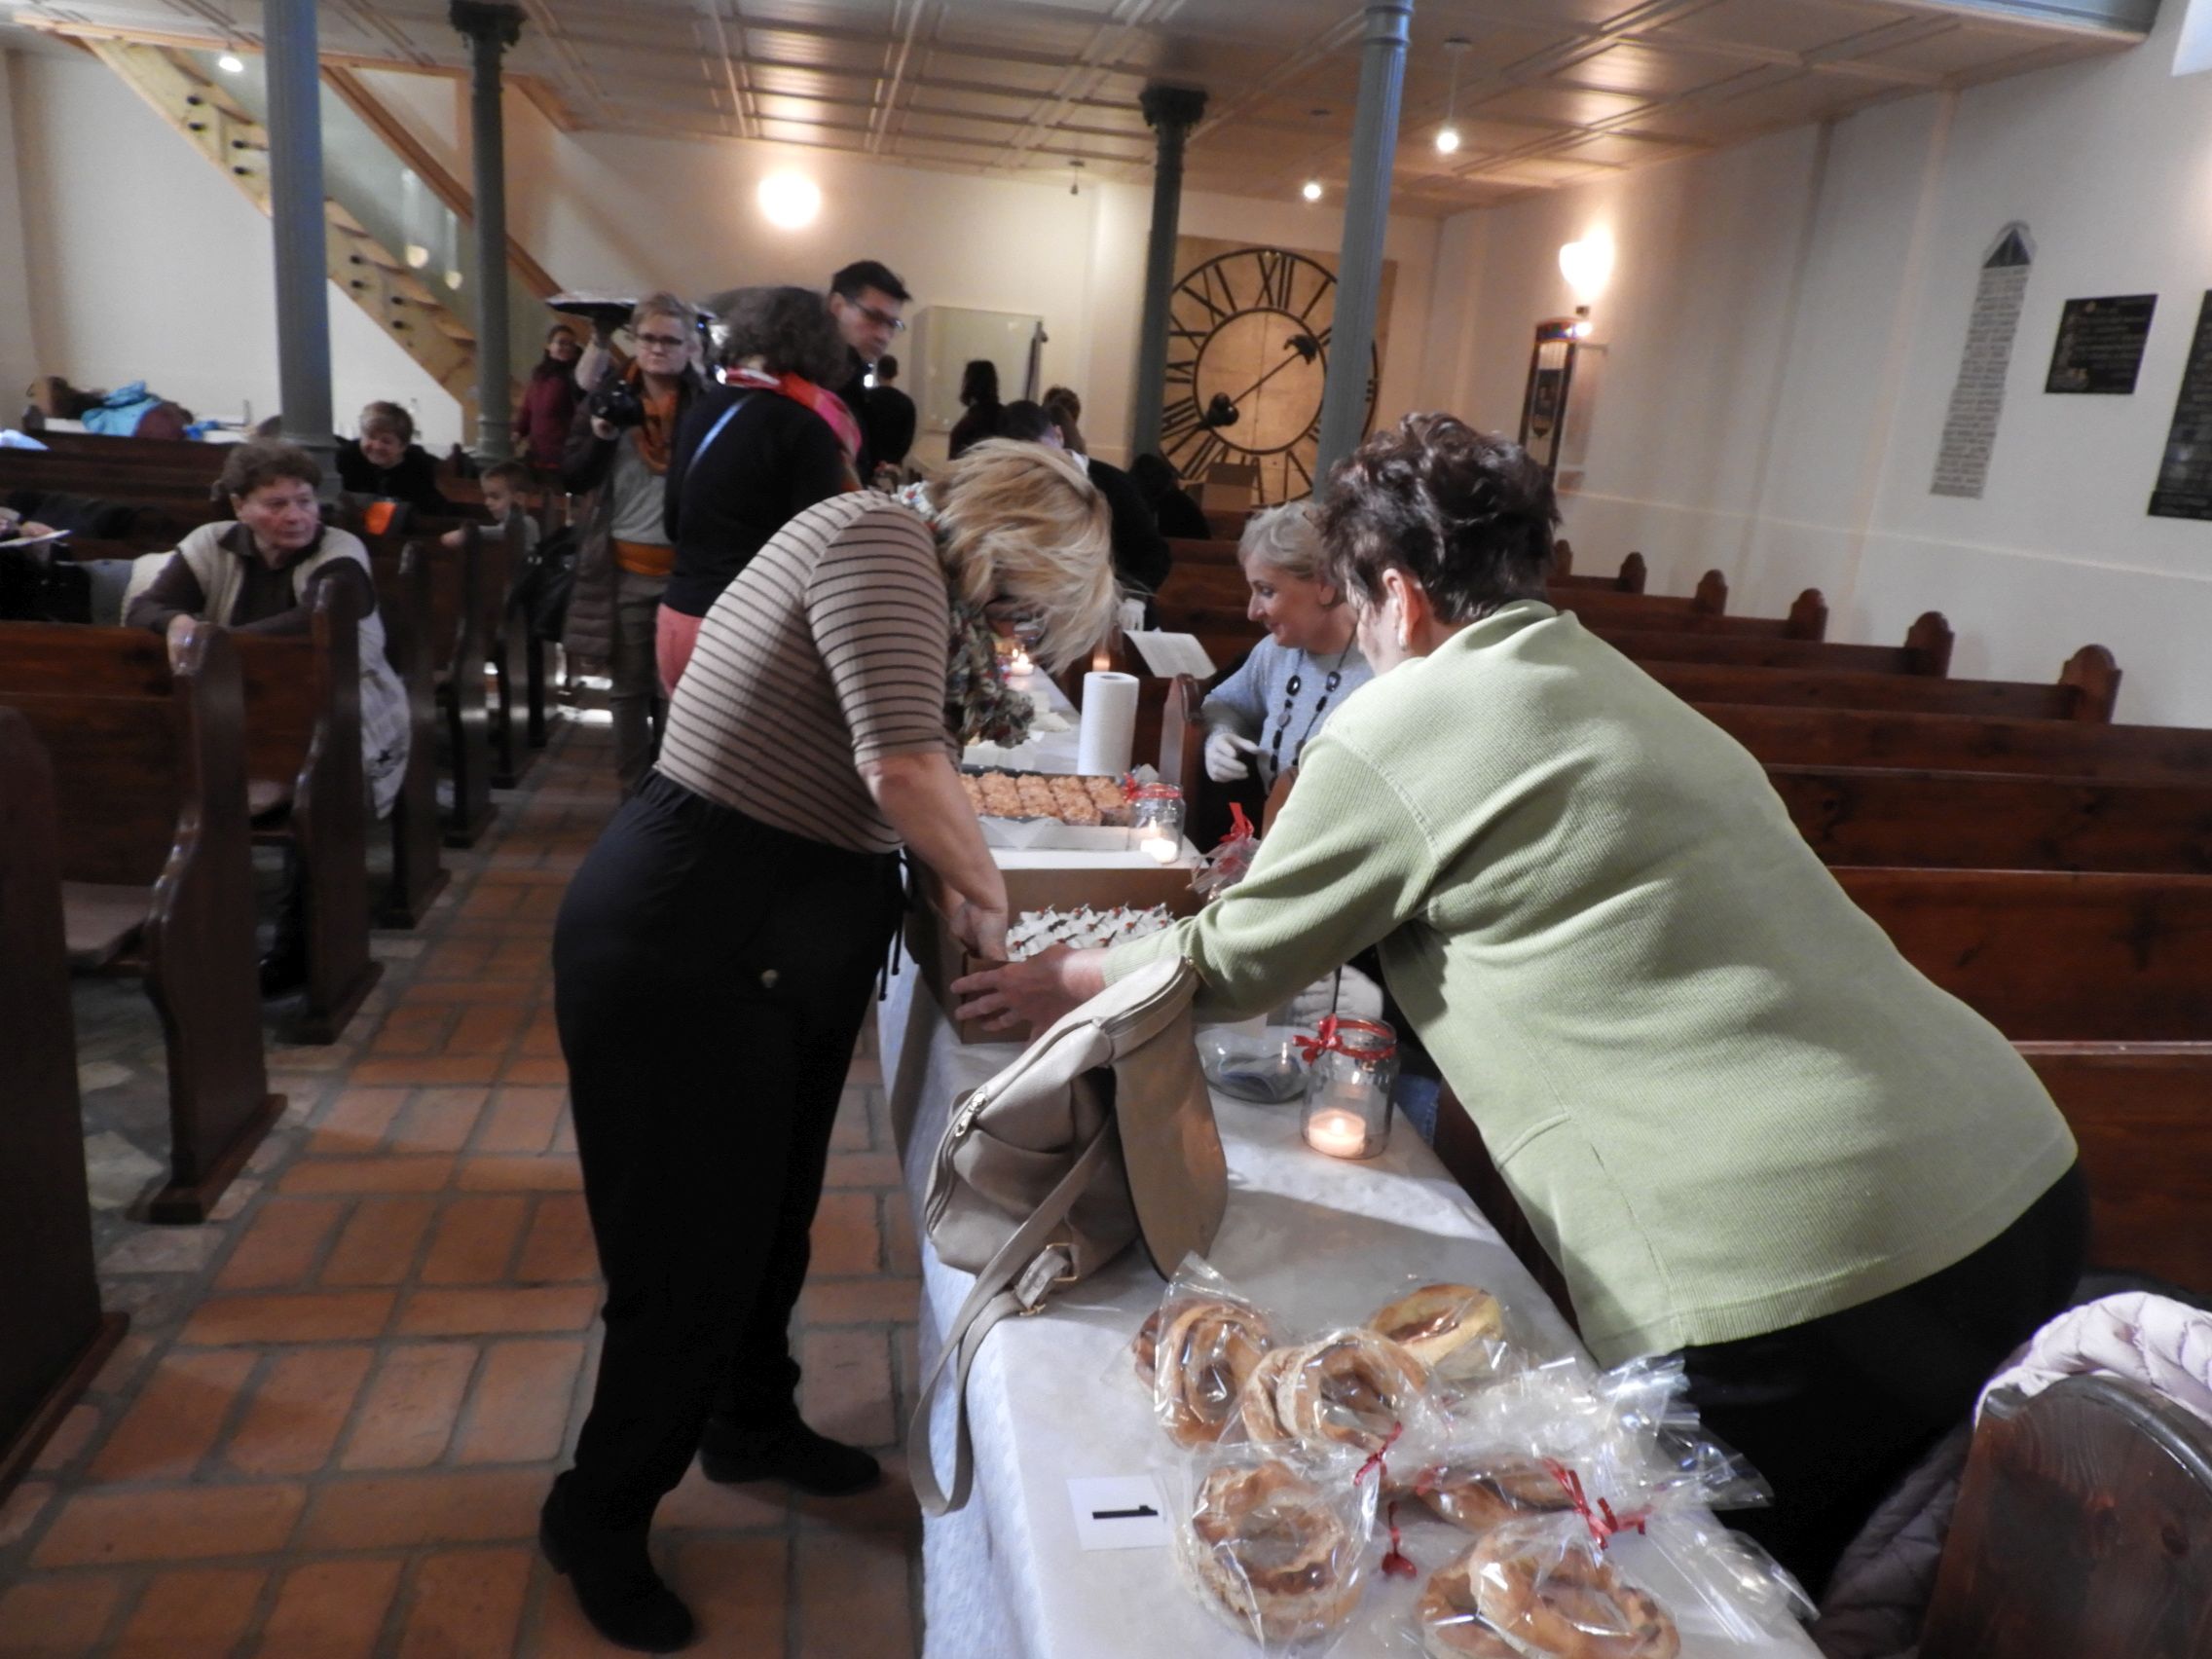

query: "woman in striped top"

left=543, top=441, right=1116, bottom=1650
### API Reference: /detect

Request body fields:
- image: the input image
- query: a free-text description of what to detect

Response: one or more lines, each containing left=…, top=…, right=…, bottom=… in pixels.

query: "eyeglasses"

left=634, top=332, right=689, bottom=350
left=847, top=299, right=906, bottom=334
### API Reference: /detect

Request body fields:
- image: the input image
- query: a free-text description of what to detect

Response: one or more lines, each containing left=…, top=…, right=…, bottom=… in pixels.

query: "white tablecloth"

left=882, top=966, right=1821, bottom=1659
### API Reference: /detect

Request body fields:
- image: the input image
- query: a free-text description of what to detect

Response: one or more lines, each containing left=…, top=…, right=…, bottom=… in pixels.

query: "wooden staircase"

left=85, top=40, right=487, bottom=420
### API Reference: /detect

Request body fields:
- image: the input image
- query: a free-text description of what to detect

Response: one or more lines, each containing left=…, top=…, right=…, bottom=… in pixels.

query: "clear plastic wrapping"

left=1174, top=1443, right=1378, bottom=1654
left=1364, top=1281, right=1526, bottom=1388
left=1195, top=802, right=1262, bottom=902
left=1138, top=1258, right=1280, bottom=1448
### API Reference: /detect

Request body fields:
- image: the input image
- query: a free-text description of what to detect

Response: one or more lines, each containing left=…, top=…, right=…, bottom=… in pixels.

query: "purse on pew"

left=907, top=955, right=1229, bottom=1515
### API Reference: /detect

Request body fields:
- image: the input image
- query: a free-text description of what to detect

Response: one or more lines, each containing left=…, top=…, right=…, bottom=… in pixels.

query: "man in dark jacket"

left=827, top=258, right=909, bottom=481
left=866, top=354, right=917, bottom=471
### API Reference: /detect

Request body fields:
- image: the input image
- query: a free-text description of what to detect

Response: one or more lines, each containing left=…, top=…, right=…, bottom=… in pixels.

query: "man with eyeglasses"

left=827, top=259, right=909, bottom=483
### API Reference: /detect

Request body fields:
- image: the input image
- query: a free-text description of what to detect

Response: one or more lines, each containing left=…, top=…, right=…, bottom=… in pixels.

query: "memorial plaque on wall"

left=2046, top=295, right=2156, bottom=394
left=1932, top=225, right=2032, bottom=499
left=2149, top=291, right=2212, bottom=521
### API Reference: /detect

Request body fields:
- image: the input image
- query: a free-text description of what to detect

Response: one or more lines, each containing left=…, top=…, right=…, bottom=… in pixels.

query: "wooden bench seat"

left=0, top=622, right=282, bottom=1222
left=1706, top=702, right=2212, bottom=783
left=367, top=534, right=496, bottom=848
left=0, top=710, right=129, bottom=1500
left=1647, top=645, right=2119, bottom=722
left=1590, top=613, right=1954, bottom=676
left=1772, top=765, right=2212, bottom=874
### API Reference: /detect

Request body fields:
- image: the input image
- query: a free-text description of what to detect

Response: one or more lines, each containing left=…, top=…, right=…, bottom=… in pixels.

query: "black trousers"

left=1677, top=1161, right=2088, bottom=1600
left=552, top=773, right=902, bottom=1528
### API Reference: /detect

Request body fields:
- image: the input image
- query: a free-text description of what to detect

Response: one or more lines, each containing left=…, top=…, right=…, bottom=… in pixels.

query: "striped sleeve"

left=807, top=510, right=952, bottom=764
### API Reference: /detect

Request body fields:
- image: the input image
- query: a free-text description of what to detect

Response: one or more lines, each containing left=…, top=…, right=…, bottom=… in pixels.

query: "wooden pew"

left=234, top=583, right=382, bottom=1043
left=1592, top=612, right=1954, bottom=677
left=376, top=542, right=452, bottom=925
left=1835, top=867, right=2212, bottom=1042
left=0, top=622, right=282, bottom=1221
left=1773, top=765, right=2212, bottom=874
left=1704, top=703, right=2212, bottom=784
left=366, top=535, right=496, bottom=846
left=474, top=517, right=534, bottom=790
left=1555, top=577, right=1831, bottom=641
left=1552, top=551, right=1646, bottom=593
left=0, top=710, right=129, bottom=1500
left=1645, top=645, right=2119, bottom=722
left=2021, top=1043, right=2212, bottom=1290
left=1921, top=1376, right=2212, bottom=1659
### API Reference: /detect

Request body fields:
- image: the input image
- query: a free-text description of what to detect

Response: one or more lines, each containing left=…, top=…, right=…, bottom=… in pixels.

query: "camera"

left=588, top=378, right=645, bottom=432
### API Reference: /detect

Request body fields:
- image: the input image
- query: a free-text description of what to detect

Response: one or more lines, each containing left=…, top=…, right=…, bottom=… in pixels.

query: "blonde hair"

left=628, top=291, right=692, bottom=332
left=930, top=440, right=1117, bottom=673
left=1238, top=501, right=1327, bottom=585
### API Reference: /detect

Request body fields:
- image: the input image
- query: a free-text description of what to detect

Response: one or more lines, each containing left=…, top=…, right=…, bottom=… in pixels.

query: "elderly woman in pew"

left=957, top=413, right=2087, bottom=1601
left=126, top=438, right=409, bottom=991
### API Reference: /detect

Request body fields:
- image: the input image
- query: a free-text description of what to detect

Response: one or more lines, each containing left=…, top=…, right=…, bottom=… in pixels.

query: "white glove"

left=1204, top=729, right=1258, bottom=783
left=1283, top=966, right=1385, bottom=1030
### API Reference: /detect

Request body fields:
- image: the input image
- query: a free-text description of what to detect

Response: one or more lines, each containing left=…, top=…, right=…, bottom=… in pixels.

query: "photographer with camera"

left=563, top=292, right=704, bottom=795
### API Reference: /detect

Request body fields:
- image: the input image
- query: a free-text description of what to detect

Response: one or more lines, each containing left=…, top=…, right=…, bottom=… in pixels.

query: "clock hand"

left=1215, top=332, right=1330, bottom=423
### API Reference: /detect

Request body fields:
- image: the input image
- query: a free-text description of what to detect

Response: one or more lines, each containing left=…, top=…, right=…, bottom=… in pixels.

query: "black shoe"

left=697, top=1415, right=883, bottom=1496
left=538, top=1489, right=697, bottom=1653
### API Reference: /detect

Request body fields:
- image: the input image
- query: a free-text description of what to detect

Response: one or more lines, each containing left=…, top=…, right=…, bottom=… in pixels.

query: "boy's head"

left=480, top=461, right=533, bottom=521
left=357, top=401, right=415, bottom=469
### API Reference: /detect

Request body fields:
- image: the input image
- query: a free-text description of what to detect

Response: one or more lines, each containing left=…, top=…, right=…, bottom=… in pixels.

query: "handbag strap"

left=906, top=1124, right=1115, bottom=1516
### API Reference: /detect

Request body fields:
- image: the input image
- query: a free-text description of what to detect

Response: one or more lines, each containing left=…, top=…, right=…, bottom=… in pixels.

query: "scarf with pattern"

left=898, top=482, right=1035, bottom=749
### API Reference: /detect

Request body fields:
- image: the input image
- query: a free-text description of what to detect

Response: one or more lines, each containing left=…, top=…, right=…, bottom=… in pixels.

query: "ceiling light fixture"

left=1436, top=37, right=1470, bottom=155
left=1068, top=159, right=1085, bottom=197
left=218, top=52, right=245, bottom=73
left=756, top=171, right=822, bottom=230
left=1302, top=179, right=1323, bottom=203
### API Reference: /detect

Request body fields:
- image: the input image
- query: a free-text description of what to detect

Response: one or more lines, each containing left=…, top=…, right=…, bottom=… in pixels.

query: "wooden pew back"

left=1591, top=613, right=1953, bottom=676
left=1707, top=703, right=2212, bottom=784
left=1645, top=645, right=2117, bottom=722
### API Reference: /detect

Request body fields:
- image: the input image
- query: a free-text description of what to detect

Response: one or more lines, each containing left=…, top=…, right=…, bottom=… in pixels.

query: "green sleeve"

left=1104, top=734, right=1438, bottom=1017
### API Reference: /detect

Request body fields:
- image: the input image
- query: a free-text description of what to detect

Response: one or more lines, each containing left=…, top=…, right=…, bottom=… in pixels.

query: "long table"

left=883, top=962, right=1823, bottom=1658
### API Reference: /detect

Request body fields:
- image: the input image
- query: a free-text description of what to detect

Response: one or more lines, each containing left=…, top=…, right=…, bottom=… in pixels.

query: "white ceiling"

left=8, top=0, right=2145, bottom=214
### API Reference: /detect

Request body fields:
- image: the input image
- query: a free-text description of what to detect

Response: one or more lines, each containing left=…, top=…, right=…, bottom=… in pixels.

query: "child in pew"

left=440, top=460, right=541, bottom=556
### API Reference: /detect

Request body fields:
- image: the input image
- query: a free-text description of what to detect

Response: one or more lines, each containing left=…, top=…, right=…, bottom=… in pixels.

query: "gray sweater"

left=1200, top=636, right=1374, bottom=787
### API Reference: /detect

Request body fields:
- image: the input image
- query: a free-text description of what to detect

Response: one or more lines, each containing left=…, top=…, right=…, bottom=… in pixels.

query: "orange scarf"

left=629, top=363, right=680, bottom=474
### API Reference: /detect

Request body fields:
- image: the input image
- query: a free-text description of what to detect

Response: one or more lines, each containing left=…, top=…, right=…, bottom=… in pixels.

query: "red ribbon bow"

left=1542, top=1459, right=1649, bottom=1550
left=1294, top=1015, right=1398, bottom=1066
left=1221, top=802, right=1255, bottom=845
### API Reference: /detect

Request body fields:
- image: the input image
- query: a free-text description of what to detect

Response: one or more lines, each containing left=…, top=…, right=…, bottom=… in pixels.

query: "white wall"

left=1429, top=6, right=2212, bottom=726
left=5, top=50, right=461, bottom=447
left=0, top=55, right=43, bottom=405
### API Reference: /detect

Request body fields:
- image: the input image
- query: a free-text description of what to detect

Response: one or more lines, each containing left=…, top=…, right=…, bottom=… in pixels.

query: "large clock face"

left=1161, top=245, right=1378, bottom=507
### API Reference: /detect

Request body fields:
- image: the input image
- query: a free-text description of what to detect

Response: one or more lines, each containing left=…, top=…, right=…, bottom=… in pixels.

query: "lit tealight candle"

left=1009, top=648, right=1035, bottom=679
left=1140, top=833, right=1178, bottom=865
left=1305, top=1108, right=1369, bottom=1160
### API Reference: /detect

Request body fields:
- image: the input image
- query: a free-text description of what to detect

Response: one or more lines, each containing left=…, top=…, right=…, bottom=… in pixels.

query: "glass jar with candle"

left=1128, top=782, right=1185, bottom=865
left=1298, top=1017, right=1399, bottom=1160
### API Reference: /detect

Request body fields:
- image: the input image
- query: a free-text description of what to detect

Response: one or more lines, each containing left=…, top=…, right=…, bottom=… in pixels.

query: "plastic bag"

left=1195, top=802, right=1262, bottom=902
left=1364, top=1281, right=1526, bottom=1388
left=1403, top=1358, right=1812, bottom=1655
left=1137, top=1257, right=1280, bottom=1448
left=1199, top=1025, right=1312, bottom=1102
left=1174, top=1442, right=1379, bottom=1653
left=1235, top=1328, right=1444, bottom=1480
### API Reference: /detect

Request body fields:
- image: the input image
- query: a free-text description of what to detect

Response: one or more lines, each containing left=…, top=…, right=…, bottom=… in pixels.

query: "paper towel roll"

left=1076, top=671, right=1139, bottom=777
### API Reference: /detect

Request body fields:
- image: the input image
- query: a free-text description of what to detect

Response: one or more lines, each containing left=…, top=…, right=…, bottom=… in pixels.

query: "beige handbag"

left=907, top=954, right=1229, bottom=1515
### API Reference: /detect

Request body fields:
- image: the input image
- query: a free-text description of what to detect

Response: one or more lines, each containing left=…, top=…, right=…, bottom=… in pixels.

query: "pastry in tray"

left=960, top=768, right=1130, bottom=827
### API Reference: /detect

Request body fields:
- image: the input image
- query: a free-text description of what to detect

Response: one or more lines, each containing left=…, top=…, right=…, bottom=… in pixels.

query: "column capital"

left=1139, top=83, right=1208, bottom=135
left=450, top=1, right=525, bottom=54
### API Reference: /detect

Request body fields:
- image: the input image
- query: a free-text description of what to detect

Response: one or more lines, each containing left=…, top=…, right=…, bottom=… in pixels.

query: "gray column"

left=1129, top=84, right=1207, bottom=461
left=1314, top=0, right=1412, bottom=492
left=264, top=0, right=335, bottom=481
left=452, top=2, right=525, bottom=461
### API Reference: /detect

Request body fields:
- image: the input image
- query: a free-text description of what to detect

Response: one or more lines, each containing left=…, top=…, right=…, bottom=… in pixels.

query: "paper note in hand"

left=1123, top=631, right=1216, bottom=679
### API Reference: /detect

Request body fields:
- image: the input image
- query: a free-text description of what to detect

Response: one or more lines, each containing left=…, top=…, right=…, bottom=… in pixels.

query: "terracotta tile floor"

left=1, top=710, right=924, bottom=1658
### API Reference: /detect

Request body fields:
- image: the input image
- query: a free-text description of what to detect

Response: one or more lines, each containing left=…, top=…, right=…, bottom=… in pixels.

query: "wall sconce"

left=1302, top=179, right=1324, bottom=203
left=757, top=172, right=822, bottom=230
left=1558, top=236, right=1614, bottom=302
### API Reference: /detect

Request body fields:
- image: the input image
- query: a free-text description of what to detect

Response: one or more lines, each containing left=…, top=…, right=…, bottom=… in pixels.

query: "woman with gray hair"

left=656, top=284, right=859, bottom=689
left=1199, top=501, right=1375, bottom=789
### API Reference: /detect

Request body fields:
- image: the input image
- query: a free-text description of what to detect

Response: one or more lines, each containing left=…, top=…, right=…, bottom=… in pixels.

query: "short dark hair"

left=998, top=400, right=1057, bottom=442
left=220, top=438, right=322, bottom=501
left=960, top=359, right=1000, bottom=407
left=480, top=460, right=533, bottom=491
left=1042, top=386, right=1082, bottom=422
left=1317, top=414, right=1557, bottom=623
left=358, top=401, right=414, bottom=442
left=830, top=259, right=910, bottom=305
left=1126, top=452, right=1180, bottom=502
left=708, top=285, right=852, bottom=387
left=876, top=354, right=899, bottom=381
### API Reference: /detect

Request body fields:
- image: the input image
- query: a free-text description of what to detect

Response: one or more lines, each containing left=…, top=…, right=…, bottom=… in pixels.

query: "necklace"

left=1269, top=642, right=1355, bottom=776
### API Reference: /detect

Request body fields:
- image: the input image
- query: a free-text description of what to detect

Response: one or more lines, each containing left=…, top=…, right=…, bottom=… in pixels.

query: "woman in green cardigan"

left=954, top=414, right=2085, bottom=1595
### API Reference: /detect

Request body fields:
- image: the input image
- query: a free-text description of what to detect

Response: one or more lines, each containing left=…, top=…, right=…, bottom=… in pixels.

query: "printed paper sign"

left=1124, top=632, right=1217, bottom=679
left=1067, top=1475, right=1170, bottom=1551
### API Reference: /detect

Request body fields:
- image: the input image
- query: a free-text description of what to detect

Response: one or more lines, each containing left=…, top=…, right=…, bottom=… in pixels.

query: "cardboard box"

left=907, top=863, right=1203, bottom=1046
left=1199, top=462, right=1258, bottom=513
